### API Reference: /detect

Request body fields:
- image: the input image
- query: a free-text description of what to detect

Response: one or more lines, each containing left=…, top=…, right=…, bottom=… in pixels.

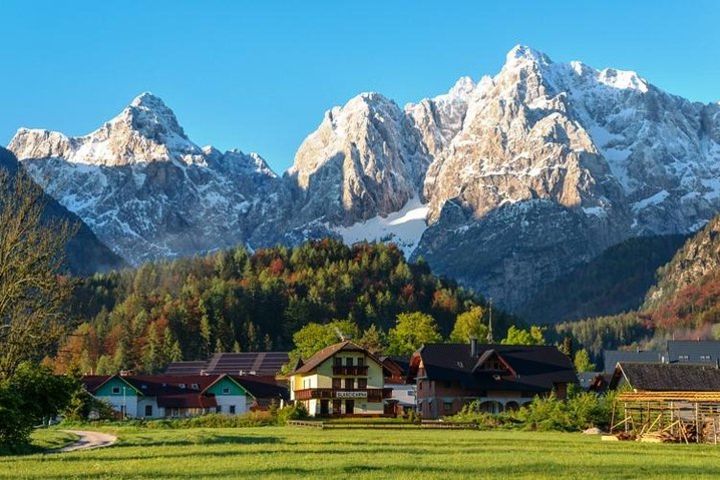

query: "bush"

left=447, top=388, right=615, bottom=432
left=275, top=403, right=308, bottom=425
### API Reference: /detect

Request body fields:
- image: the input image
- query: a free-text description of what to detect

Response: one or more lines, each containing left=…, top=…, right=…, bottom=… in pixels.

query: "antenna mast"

left=486, top=298, right=493, bottom=343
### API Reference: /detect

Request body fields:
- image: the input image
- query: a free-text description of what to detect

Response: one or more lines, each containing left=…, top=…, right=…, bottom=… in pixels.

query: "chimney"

left=470, top=337, right=479, bottom=358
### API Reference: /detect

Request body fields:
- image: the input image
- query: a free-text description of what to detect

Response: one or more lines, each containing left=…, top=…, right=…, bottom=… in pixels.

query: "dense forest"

left=54, top=239, right=515, bottom=374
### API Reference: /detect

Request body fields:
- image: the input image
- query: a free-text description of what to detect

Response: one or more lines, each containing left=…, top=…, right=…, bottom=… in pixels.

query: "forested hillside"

left=556, top=215, right=720, bottom=359
left=54, top=240, right=512, bottom=374
left=522, top=235, right=687, bottom=324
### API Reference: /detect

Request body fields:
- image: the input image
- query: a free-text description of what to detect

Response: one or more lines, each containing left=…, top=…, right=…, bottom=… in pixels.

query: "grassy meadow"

left=3, top=426, right=720, bottom=479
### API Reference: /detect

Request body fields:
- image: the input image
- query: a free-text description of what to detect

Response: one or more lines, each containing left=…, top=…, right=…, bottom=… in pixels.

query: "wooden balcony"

left=294, top=388, right=392, bottom=402
left=332, top=365, right=369, bottom=375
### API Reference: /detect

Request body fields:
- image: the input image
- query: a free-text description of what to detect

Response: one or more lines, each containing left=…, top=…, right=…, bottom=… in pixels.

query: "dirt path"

left=57, top=430, right=117, bottom=452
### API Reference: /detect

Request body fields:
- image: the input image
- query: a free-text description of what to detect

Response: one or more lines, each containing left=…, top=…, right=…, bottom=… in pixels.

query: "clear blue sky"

left=2, top=1, right=718, bottom=173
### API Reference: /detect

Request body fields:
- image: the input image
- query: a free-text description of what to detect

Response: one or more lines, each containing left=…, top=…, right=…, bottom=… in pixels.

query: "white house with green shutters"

left=82, top=373, right=287, bottom=418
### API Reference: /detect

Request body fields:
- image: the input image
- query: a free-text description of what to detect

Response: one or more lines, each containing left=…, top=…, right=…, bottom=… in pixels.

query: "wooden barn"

left=610, top=362, right=720, bottom=443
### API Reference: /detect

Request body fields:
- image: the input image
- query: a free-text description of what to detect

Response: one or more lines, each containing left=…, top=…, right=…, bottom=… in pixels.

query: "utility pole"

left=486, top=298, right=494, bottom=343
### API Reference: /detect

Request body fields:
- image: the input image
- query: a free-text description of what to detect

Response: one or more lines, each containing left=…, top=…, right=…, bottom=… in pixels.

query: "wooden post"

left=624, top=403, right=628, bottom=433
left=695, top=402, right=700, bottom=444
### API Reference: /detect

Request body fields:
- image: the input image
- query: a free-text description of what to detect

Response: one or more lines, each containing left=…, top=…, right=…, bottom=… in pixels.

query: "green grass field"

left=3, top=426, right=720, bottom=479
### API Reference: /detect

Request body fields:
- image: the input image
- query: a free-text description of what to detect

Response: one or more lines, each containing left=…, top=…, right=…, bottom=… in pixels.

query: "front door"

left=332, top=400, right=342, bottom=415
left=345, top=399, right=355, bottom=415
left=320, top=399, right=329, bottom=416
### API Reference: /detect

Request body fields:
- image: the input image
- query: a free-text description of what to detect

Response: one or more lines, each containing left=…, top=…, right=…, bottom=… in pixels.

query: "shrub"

left=275, top=403, right=308, bottom=425
left=447, top=389, right=615, bottom=432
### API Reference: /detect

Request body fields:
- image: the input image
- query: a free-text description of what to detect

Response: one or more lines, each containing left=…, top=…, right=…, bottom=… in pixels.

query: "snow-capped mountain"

left=9, top=93, right=283, bottom=264
left=9, top=46, right=720, bottom=313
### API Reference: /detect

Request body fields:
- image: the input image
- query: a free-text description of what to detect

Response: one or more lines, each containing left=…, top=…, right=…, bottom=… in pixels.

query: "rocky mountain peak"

left=503, top=44, right=554, bottom=70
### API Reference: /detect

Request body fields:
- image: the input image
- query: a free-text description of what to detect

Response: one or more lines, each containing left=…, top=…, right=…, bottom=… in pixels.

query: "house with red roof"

left=81, top=373, right=287, bottom=418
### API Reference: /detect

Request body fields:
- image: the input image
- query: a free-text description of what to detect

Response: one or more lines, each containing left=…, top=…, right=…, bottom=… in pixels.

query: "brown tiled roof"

left=292, top=341, right=378, bottom=374
left=615, top=362, right=720, bottom=391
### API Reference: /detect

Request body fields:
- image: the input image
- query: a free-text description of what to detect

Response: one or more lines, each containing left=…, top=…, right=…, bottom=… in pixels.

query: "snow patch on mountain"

left=330, top=197, right=429, bottom=257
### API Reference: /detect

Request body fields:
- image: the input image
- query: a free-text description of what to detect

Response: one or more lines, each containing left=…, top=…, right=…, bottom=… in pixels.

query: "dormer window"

left=179, top=383, right=186, bottom=389
left=191, top=383, right=199, bottom=390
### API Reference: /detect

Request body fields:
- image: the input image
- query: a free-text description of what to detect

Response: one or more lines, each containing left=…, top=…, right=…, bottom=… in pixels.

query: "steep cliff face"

left=287, top=92, right=431, bottom=225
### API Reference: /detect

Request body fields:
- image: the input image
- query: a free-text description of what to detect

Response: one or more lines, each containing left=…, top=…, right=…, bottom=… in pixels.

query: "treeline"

left=55, top=239, right=516, bottom=374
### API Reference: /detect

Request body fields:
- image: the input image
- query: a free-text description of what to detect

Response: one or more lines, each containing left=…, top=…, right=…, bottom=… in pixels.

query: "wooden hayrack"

left=612, top=392, right=720, bottom=444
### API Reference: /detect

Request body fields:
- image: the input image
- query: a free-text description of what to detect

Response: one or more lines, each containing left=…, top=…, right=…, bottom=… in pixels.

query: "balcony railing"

left=294, top=388, right=392, bottom=402
left=332, top=365, right=369, bottom=375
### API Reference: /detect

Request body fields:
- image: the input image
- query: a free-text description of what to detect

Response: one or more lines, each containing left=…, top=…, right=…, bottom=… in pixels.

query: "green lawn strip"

left=3, top=427, right=720, bottom=479
left=0, top=429, right=79, bottom=456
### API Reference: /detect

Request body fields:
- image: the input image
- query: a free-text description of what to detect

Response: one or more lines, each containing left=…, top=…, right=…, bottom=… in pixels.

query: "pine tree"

left=162, top=329, right=183, bottom=363
left=199, top=315, right=212, bottom=357
left=141, top=323, right=161, bottom=373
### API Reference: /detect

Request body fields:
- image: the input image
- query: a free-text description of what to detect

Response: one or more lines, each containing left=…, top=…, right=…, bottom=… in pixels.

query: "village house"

left=81, top=373, right=288, bottom=419
left=380, top=356, right=416, bottom=416
left=408, top=339, right=577, bottom=419
left=289, top=341, right=392, bottom=417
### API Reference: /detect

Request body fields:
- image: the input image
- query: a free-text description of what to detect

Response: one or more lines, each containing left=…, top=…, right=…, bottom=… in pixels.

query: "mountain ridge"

left=9, top=45, right=720, bottom=315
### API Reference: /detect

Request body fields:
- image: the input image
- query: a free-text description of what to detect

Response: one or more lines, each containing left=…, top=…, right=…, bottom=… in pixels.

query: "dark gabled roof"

left=667, top=341, right=720, bottom=364
left=163, top=361, right=208, bottom=375
left=231, top=376, right=289, bottom=401
left=602, top=350, right=662, bottom=373
left=413, top=343, right=577, bottom=393
left=163, top=352, right=289, bottom=376
left=615, top=362, right=720, bottom=391
left=292, top=341, right=381, bottom=374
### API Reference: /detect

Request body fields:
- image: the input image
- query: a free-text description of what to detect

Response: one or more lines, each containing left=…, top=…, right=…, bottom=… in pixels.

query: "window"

left=111, top=386, right=121, bottom=394
left=701, top=355, right=712, bottom=361
left=443, top=401, right=453, bottom=413
left=357, top=378, right=367, bottom=389
left=357, top=357, right=364, bottom=367
left=407, top=390, right=415, bottom=396
left=178, top=383, right=186, bottom=389
left=191, top=383, right=199, bottom=390
left=344, top=378, right=354, bottom=389
left=332, top=377, right=341, bottom=389
left=229, top=405, right=236, bottom=414
left=216, top=406, right=222, bottom=413
left=679, top=355, right=689, bottom=362
left=222, top=387, right=230, bottom=395
left=334, top=357, right=342, bottom=366
left=145, top=405, right=153, bottom=417
left=345, top=357, right=354, bottom=367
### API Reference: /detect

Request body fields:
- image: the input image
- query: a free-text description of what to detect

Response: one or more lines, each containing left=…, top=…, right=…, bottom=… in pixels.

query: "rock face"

left=0, top=147, right=124, bottom=275
left=9, top=93, right=283, bottom=265
left=9, top=46, right=720, bottom=314
left=287, top=92, right=431, bottom=225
